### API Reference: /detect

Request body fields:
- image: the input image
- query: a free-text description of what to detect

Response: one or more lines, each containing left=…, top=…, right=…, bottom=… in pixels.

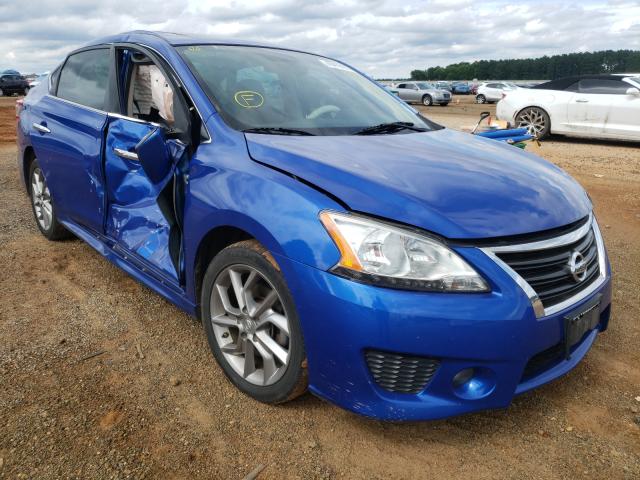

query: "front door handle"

left=575, top=98, right=589, bottom=103
left=32, top=122, right=51, bottom=134
left=113, top=147, right=138, bottom=161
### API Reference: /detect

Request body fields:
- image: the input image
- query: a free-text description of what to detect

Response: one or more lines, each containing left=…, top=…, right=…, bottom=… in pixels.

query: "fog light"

left=452, top=367, right=496, bottom=400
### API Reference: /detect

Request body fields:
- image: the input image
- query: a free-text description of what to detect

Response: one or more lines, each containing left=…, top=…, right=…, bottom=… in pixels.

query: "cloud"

left=0, top=0, right=638, bottom=77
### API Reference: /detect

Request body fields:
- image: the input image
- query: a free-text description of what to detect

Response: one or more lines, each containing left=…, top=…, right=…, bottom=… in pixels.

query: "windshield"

left=178, top=45, right=436, bottom=135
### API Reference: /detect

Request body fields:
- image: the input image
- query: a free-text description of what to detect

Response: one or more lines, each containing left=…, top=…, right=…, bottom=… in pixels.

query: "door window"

left=397, top=83, right=407, bottom=89
left=118, top=48, right=189, bottom=136
left=578, top=79, right=629, bottom=95
left=57, top=48, right=110, bottom=110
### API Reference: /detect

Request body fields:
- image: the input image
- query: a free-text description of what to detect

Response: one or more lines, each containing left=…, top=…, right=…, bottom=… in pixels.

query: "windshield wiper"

left=354, top=122, right=428, bottom=135
left=243, top=127, right=315, bottom=136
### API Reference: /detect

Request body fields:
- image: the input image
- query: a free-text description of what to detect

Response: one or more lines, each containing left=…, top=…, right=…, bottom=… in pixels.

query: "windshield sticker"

left=234, top=90, right=264, bottom=108
left=318, top=58, right=354, bottom=72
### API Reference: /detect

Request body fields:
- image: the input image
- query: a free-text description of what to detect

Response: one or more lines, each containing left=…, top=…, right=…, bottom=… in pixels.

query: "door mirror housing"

left=135, top=127, right=173, bottom=185
left=626, top=87, right=640, bottom=96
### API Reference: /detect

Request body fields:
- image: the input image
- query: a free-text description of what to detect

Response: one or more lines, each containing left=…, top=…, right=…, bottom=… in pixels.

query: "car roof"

left=87, top=30, right=276, bottom=49
left=533, top=74, right=629, bottom=90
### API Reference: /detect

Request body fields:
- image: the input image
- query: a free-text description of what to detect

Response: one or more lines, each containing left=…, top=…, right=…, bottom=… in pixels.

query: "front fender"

left=183, top=115, right=343, bottom=302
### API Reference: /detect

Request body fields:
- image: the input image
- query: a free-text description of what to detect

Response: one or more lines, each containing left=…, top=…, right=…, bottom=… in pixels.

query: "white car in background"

left=497, top=74, right=640, bottom=140
left=475, top=82, right=519, bottom=104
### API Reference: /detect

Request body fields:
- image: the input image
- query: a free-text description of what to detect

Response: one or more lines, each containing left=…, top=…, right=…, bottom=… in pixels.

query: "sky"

left=1, top=0, right=639, bottom=78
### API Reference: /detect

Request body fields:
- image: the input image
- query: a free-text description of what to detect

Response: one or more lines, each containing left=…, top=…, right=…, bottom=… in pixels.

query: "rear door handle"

left=32, top=122, right=51, bottom=134
left=113, top=147, right=139, bottom=161
left=575, top=98, right=589, bottom=103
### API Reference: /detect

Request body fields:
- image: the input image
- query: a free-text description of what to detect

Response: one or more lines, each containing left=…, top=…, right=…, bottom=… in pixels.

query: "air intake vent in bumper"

left=365, top=350, right=440, bottom=394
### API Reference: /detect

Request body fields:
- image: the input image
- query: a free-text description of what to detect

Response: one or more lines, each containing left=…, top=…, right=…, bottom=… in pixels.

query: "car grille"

left=495, top=227, right=600, bottom=309
left=443, top=93, right=450, bottom=99
left=365, top=350, right=440, bottom=394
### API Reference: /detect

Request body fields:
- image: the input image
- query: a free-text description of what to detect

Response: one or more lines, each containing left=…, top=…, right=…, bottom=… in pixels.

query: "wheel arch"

left=22, top=146, right=36, bottom=194
left=192, top=224, right=256, bottom=316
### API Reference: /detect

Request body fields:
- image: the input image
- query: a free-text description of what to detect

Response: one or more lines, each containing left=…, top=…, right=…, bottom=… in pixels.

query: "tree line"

left=409, top=50, right=640, bottom=81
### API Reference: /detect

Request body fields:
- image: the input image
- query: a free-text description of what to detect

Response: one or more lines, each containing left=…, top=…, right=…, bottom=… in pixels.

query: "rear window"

left=57, top=48, right=110, bottom=110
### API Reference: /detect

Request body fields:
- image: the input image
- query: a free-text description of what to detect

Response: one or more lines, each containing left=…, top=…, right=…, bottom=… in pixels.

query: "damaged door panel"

left=104, top=118, right=186, bottom=282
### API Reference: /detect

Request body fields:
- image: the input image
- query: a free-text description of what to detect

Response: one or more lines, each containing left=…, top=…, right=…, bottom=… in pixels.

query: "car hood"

left=245, top=128, right=591, bottom=239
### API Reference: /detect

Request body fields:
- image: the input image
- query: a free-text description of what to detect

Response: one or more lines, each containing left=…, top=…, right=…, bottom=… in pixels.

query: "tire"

left=476, top=94, right=486, bottom=104
left=439, top=103, right=449, bottom=107
left=515, top=106, right=551, bottom=139
left=28, top=159, right=70, bottom=240
left=422, top=94, right=433, bottom=106
left=201, top=240, right=307, bottom=404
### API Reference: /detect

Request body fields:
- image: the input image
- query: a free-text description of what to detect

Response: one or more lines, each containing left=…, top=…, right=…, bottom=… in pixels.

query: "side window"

left=57, top=49, right=110, bottom=110
left=578, top=79, right=629, bottom=95
left=397, top=83, right=407, bottom=89
left=119, top=48, right=189, bottom=135
left=564, top=81, right=579, bottom=92
left=49, top=66, right=61, bottom=94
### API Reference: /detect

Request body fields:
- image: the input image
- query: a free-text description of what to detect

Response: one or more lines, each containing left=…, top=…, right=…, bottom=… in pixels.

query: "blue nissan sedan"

left=17, top=31, right=611, bottom=421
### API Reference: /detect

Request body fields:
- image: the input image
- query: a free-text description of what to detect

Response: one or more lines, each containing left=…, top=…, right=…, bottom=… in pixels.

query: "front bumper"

left=274, top=246, right=612, bottom=421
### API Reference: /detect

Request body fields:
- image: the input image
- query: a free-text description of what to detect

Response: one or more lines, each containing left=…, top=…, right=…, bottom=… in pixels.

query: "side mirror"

left=626, top=87, right=640, bottom=96
left=135, top=127, right=172, bottom=185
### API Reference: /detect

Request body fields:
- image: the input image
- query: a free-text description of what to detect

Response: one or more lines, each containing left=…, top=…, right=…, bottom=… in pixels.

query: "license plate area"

left=563, top=294, right=602, bottom=359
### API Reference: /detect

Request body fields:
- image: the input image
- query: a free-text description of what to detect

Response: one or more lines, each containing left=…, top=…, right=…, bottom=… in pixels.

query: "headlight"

left=320, top=211, right=489, bottom=292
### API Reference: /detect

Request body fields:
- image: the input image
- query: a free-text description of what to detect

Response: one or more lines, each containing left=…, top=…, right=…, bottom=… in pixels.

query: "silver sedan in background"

left=392, top=81, right=451, bottom=106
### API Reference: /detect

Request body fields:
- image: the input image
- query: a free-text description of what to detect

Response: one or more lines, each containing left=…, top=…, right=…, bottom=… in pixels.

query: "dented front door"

left=104, top=117, right=185, bottom=281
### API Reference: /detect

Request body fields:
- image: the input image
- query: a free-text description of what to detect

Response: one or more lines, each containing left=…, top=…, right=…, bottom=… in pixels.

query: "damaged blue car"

left=17, top=31, right=611, bottom=421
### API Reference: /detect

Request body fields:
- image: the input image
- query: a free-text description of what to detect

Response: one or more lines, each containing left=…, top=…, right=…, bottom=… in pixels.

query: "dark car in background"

left=452, top=82, right=471, bottom=94
left=0, top=73, right=30, bottom=96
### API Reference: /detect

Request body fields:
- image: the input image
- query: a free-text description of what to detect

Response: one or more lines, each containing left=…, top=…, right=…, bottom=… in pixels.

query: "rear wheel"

left=201, top=240, right=307, bottom=404
left=476, top=94, right=486, bottom=104
left=422, top=95, right=433, bottom=106
left=29, top=159, right=70, bottom=240
left=516, top=107, right=551, bottom=139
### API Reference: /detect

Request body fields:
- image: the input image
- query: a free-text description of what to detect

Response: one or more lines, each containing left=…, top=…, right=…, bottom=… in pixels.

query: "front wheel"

left=422, top=94, right=433, bottom=106
left=201, top=240, right=307, bottom=404
left=476, top=94, right=486, bottom=104
left=29, top=159, right=70, bottom=240
left=439, top=103, right=449, bottom=107
left=516, top=107, right=551, bottom=139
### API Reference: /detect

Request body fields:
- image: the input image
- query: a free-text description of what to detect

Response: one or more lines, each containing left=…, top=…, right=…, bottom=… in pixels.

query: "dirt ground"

left=1, top=94, right=639, bottom=480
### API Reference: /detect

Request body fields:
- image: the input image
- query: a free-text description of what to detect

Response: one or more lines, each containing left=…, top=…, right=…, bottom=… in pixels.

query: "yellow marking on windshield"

left=234, top=90, right=264, bottom=108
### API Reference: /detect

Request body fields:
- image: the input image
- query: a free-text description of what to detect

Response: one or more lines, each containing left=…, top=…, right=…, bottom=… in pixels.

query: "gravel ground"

left=1, top=95, right=639, bottom=479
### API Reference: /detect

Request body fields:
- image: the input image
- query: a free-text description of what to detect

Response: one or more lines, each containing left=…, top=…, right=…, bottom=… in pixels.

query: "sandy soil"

left=1, top=95, right=639, bottom=479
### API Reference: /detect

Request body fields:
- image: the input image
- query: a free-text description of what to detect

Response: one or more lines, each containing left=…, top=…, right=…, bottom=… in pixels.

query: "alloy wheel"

left=31, top=167, right=53, bottom=231
left=210, top=264, right=291, bottom=386
left=476, top=95, right=486, bottom=104
left=517, top=108, right=547, bottom=137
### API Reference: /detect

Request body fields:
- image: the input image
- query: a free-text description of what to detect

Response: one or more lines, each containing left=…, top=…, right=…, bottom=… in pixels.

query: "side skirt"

left=61, top=219, right=197, bottom=316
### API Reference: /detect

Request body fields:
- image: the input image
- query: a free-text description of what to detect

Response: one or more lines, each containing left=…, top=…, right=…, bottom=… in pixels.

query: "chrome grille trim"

left=482, top=214, right=607, bottom=318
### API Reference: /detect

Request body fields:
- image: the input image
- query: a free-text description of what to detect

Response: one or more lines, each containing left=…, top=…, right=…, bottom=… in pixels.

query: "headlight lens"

left=320, top=211, right=489, bottom=292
